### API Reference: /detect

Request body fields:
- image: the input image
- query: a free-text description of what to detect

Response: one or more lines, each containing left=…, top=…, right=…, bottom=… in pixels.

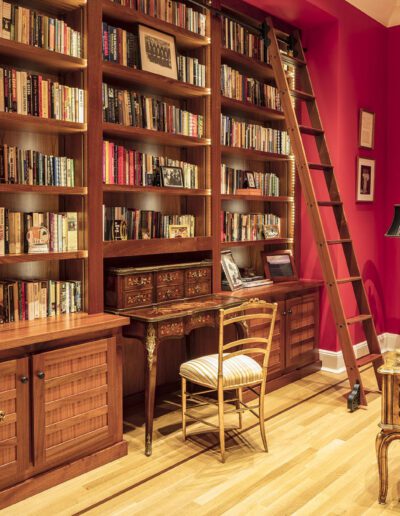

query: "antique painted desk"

left=121, top=294, right=245, bottom=456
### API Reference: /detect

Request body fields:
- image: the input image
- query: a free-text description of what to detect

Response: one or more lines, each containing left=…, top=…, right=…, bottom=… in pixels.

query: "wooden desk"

left=121, top=294, right=245, bottom=456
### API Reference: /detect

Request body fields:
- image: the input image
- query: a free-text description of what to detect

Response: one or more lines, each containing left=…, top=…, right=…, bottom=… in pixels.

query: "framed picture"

left=160, top=166, right=184, bottom=188
left=261, top=250, right=298, bottom=283
left=245, top=172, right=256, bottom=188
left=263, top=224, right=280, bottom=239
left=221, top=250, right=243, bottom=290
left=138, top=24, right=178, bottom=80
left=359, top=109, right=375, bottom=149
left=357, top=157, right=375, bottom=202
left=169, top=224, right=189, bottom=238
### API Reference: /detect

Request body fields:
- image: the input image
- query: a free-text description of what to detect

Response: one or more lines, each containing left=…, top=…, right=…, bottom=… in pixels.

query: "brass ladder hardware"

left=0, top=410, right=5, bottom=422
left=267, top=18, right=383, bottom=408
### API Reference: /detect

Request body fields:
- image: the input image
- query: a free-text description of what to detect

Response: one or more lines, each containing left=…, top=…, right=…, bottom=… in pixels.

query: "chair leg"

left=259, top=381, right=268, bottom=452
left=182, top=377, right=187, bottom=441
left=218, top=381, right=225, bottom=463
left=236, top=387, right=243, bottom=429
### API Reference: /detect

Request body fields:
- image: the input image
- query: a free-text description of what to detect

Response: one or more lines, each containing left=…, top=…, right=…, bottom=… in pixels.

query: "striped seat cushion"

left=180, top=354, right=263, bottom=389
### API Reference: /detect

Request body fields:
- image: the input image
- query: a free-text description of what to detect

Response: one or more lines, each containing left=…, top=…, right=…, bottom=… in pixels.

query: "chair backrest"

left=218, top=298, right=278, bottom=379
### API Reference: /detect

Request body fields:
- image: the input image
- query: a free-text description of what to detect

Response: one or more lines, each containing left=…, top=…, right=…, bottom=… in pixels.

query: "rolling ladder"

left=267, top=18, right=383, bottom=408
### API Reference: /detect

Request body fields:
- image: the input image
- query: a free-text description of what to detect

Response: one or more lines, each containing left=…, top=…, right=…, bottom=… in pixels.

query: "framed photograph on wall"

left=138, top=24, right=178, bottom=80
left=261, top=250, right=298, bottom=283
left=357, top=157, right=375, bottom=202
left=359, top=109, right=375, bottom=149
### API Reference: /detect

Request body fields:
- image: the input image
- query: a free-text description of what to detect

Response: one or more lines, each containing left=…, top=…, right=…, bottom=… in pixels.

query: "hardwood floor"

left=5, top=366, right=399, bottom=515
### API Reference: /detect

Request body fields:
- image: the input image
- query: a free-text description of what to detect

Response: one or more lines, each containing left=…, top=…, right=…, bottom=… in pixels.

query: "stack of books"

left=222, top=16, right=268, bottom=63
left=0, top=67, right=85, bottom=122
left=0, top=209, right=78, bottom=255
left=221, top=64, right=281, bottom=110
left=103, top=206, right=195, bottom=240
left=102, top=84, right=204, bottom=137
left=0, top=279, right=82, bottom=323
left=221, top=165, right=280, bottom=196
left=222, top=211, right=280, bottom=242
left=0, top=1, right=82, bottom=57
left=103, top=141, right=198, bottom=188
left=0, top=145, right=75, bottom=186
left=110, top=0, right=207, bottom=36
left=221, top=115, right=290, bottom=155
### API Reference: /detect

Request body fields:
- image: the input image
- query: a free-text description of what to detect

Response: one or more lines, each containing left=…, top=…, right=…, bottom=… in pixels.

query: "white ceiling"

left=345, top=0, right=400, bottom=27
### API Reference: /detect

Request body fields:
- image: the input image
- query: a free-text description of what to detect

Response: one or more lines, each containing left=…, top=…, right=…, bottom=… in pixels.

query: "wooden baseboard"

left=0, top=440, right=128, bottom=510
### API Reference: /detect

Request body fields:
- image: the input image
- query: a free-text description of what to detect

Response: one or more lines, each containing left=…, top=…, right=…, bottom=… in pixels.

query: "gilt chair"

left=179, top=299, right=278, bottom=462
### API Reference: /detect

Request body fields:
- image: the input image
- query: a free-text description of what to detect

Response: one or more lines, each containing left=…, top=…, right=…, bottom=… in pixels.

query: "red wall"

left=244, top=0, right=389, bottom=351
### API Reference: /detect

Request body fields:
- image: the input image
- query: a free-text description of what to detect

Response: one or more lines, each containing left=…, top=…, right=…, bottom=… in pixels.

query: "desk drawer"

left=123, top=289, right=153, bottom=308
left=156, top=270, right=184, bottom=287
left=185, top=267, right=211, bottom=283
left=156, top=284, right=184, bottom=303
left=185, top=281, right=211, bottom=298
left=124, top=273, right=153, bottom=291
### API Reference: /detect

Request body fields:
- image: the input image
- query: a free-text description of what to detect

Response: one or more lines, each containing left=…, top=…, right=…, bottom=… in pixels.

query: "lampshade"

left=386, top=205, right=400, bottom=237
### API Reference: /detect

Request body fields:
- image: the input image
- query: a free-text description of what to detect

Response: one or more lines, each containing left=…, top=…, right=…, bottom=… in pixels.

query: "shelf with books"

left=103, top=185, right=210, bottom=196
left=220, top=48, right=274, bottom=82
left=102, top=62, right=210, bottom=100
left=220, top=194, right=294, bottom=202
left=101, top=0, right=210, bottom=50
left=0, top=39, right=86, bottom=73
left=103, top=123, right=210, bottom=147
left=0, top=112, right=87, bottom=135
left=221, top=238, right=294, bottom=249
left=0, top=185, right=88, bottom=195
left=103, top=236, right=212, bottom=257
left=221, top=96, right=284, bottom=123
left=221, top=145, right=290, bottom=162
left=26, top=0, right=87, bottom=13
left=0, top=250, right=88, bottom=265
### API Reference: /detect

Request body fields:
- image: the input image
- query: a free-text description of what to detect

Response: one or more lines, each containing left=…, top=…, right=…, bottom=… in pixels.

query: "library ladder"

left=267, top=17, right=383, bottom=408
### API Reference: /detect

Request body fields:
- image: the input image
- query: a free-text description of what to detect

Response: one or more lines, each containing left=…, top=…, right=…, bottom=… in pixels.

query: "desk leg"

left=144, top=323, right=158, bottom=457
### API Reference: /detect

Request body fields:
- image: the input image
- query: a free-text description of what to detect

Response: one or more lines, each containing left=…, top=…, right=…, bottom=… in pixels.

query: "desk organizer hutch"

left=0, top=0, right=321, bottom=508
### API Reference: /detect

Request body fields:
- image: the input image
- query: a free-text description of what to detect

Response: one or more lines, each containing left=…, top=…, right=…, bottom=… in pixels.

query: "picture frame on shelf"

left=359, top=109, right=375, bottom=150
left=261, top=250, right=298, bottom=283
left=160, top=166, right=184, bottom=188
left=357, top=157, right=375, bottom=202
left=221, top=250, right=243, bottom=290
left=169, top=224, right=189, bottom=238
left=263, top=224, right=280, bottom=239
left=138, top=24, right=178, bottom=80
left=245, top=171, right=256, bottom=188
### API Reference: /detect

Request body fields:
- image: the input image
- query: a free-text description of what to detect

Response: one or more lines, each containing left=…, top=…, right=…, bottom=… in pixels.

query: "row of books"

left=0, top=144, right=75, bottom=187
left=221, top=165, right=280, bottom=196
left=0, top=209, right=78, bottom=255
left=222, top=16, right=268, bottom=63
left=0, top=67, right=85, bottom=122
left=177, top=55, right=206, bottom=88
left=0, top=279, right=82, bottom=324
left=102, top=23, right=139, bottom=68
left=222, top=212, right=281, bottom=242
left=102, top=84, right=204, bottom=137
left=103, top=140, right=199, bottom=188
left=103, top=206, right=195, bottom=240
left=221, top=115, right=290, bottom=155
left=221, top=64, right=281, bottom=111
left=110, top=0, right=207, bottom=36
left=0, top=1, right=82, bottom=57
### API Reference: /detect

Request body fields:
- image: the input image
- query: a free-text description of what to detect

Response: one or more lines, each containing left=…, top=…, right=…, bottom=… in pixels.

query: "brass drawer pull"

left=0, top=410, right=5, bottom=422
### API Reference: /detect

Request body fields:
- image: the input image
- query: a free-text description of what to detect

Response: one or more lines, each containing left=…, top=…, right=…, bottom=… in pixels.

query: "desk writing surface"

left=123, top=294, right=244, bottom=322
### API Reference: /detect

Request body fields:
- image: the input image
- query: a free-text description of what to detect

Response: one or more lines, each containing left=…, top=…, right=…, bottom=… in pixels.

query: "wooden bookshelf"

left=221, top=96, right=285, bottom=122
left=0, top=185, right=88, bottom=195
left=221, top=47, right=274, bottom=81
left=221, top=194, right=294, bottom=202
left=221, top=145, right=290, bottom=161
left=0, top=112, right=87, bottom=134
left=103, top=237, right=212, bottom=258
left=0, top=250, right=88, bottom=265
left=221, top=239, right=294, bottom=249
left=103, top=185, right=211, bottom=196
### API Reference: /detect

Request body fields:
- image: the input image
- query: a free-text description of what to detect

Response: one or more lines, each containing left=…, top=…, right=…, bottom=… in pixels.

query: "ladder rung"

left=280, top=53, right=307, bottom=66
left=308, top=162, right=333, bottom=170
left=317, top=202, right=342, bottom=208
left=346, top=315, right=372, bottom=325
left=299, top=125, right=324, bottom=136
left=336, top=276, right=362, bottom=284
left=356, top=354, right=382, bottom=368
left=326, top=239, right=352, bottom=245
left=290, top=89, right=315, bottom=101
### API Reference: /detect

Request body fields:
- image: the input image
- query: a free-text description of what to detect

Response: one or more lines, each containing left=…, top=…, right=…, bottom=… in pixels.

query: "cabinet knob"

left=0, top=410, right=5, bottom=422
left=288, top=309, right=293, bottom=315
left=282, top=311, right=287, bottom=316
left=37, top=371, right=45, bottom=380
left=20, top=376, right=29, bottom=384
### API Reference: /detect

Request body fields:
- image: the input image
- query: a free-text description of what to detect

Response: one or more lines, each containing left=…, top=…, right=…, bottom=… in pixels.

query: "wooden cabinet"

left=0, top=358, right=29, bottom=490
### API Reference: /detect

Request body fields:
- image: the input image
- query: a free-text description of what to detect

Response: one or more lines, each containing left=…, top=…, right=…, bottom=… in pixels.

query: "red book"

left=117, top=145, right=124, bottom=184
left=38, top=75, right=42, bottom=117
left=129, top=150, right=134, bottom=185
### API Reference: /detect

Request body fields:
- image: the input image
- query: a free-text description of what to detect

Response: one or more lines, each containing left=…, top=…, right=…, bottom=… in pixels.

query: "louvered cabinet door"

left=285, top=293, right=319, bottom=369
left=32, top=338, right=118, bottom=470
left=0, top=358, right=29, bottom=489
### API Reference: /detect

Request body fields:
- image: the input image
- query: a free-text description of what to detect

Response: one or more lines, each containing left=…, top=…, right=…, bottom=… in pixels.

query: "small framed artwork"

left=169, top=225, right=189, bottom=238
left=160, top=166, right=184, bottom=188
left=261, top=250, right=298, bottom=283
left=245, top=172, right=256, bottom=188
left=263, top=224, right=280, bottom=239
left=359, top=109, right=375, bottom=149
left=138, top=24, right=178, bottom=80
left=357, top=157, right=375, bottom=202
left=221, top=250, right=243, bottom=290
